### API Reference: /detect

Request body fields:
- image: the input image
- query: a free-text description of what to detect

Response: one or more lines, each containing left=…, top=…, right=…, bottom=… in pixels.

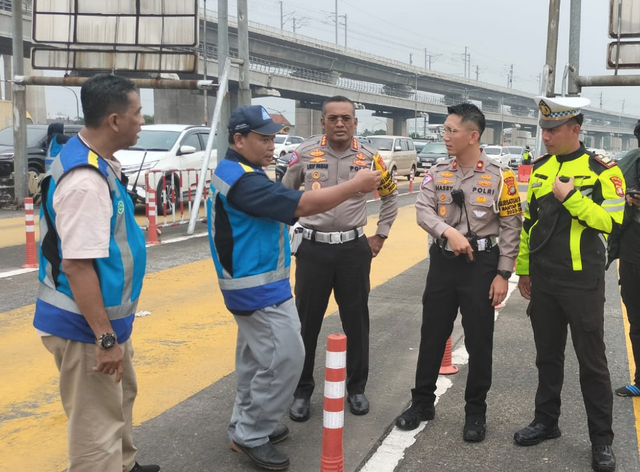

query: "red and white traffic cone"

left=23, top=197, right=38, bottom=268
left=320, top=334, right=346, bottom=472
left=147, top=191, right=161, bottom=245
left=439, top=336, right=458, bottom=375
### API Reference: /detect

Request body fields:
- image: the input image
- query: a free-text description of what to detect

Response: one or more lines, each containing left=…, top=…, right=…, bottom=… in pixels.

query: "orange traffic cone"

left=439, top=336, right=458, bottom=375
left=320, top=334, right=346, bottom=472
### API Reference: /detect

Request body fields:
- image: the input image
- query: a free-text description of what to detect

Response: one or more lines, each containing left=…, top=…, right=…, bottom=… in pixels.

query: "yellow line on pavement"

left=0, top=204, right=427, bottom=472
left=618, top=265, right=640, bottom=461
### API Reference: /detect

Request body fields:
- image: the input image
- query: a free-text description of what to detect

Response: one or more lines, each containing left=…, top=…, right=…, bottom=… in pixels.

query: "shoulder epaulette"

left=591, top=153, right=617, bottom=169
left=532, top=153, right=552, bottom=168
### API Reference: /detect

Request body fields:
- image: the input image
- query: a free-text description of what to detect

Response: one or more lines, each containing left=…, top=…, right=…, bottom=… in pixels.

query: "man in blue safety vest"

left=207, top=105, right=381, bottom=471
left=34, top=74, right=157, bottom=472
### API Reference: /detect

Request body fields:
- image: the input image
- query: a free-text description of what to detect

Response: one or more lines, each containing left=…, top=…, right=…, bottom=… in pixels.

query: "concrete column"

left=154, top=89, right=214, bottom=125
left=391, top=113, right=409, bottom=136
left=482, top=126, right=497, bottom=145
left=3, top=55, right=10, bottom=100
left=593, top=133, right=603, bottom=148
left=23, top=58, right=46, bottom=124
left=295, top=103, right=323, bottom=138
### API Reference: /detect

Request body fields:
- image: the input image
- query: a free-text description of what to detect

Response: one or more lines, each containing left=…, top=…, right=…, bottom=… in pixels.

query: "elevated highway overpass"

left=0, top=4, right=636, bottom=149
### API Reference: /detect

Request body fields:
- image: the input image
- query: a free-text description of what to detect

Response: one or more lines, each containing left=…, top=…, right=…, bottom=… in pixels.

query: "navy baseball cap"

left=227, top=105, right=289, bottom=135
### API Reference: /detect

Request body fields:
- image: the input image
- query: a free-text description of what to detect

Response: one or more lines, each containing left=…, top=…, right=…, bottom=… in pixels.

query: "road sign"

left=609, top=0, right=640, bottom=38
left=607, top=41, right=640, bottom=69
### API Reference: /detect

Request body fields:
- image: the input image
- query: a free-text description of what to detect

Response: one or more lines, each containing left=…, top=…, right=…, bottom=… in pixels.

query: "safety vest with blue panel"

left=207, top=158, right=292, bottom=312
left=34, top=136, right=147, bottom=344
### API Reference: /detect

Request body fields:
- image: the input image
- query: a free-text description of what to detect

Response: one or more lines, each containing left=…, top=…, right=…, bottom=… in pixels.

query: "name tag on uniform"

left=532, top=182, right=542, bottom=188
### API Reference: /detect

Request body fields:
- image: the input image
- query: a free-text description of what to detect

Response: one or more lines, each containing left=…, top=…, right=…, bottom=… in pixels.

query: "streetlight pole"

left=62, top=86, right=80, bottom=123
left=414, top=74, right=418, bottom=137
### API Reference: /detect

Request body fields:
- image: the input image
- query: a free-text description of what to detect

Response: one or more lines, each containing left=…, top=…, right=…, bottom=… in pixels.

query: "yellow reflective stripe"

left=88, top=150, right=99, bottom=168
left=239, top=162, right=255, bottom=173
left=570, top=219, right=585, bottom=271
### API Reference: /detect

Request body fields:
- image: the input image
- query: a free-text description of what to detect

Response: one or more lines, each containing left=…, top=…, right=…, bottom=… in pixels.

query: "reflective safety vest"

left=34, top=137, right=147, bottom=344
left=516, top=149, right=625, bottom=278
left=207, top=158, right=291, bottom=312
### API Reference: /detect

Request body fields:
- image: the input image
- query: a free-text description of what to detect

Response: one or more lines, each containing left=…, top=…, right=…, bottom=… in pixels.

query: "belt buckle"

left=329, top=232, right=342, bottom=244
left=477, top=238, right=486, bottom=251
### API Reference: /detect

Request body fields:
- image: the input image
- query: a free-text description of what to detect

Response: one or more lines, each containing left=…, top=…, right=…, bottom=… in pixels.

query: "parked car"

left=367, top=135, right=418, bottom=180
left=273, top=135, right=304, bottom=160
left=0, top=123, right=82, bottom=177
left=483, top=145, right=510, bottom=166
left=416, top=141, right=450, bottom=176
left=115, top=124, right=215, bottom=206
left=275, top=151, right=292, bottom=182
left=412, top=139, right=430, bottom=155
left=505, top=146, right=525, bottom=167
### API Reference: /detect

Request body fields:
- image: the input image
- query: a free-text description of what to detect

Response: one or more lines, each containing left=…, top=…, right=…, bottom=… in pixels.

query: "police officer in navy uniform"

left=283, top=96, right=398, bottom=421
left=207, top=105, right=381, bottom=471
left=395, top=103, right=522, bottom=442
left=514, top=96, right=625, bottom=472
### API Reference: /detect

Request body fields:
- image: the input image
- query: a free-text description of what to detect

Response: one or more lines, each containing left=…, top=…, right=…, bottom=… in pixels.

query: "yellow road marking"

left=0, top=204, right=426, bottom=471
left=617, top=261, right=640, bottom=461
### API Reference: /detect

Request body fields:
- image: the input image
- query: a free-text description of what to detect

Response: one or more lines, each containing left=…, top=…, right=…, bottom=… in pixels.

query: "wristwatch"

left=96, top=332, right=117, bottom=349
left=496, top=270, right=512, bottom=280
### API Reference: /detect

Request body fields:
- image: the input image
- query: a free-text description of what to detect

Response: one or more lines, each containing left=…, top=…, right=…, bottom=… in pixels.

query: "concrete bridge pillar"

left=154, top=89, right=215, bottom=125
left=3, top=55, right=10, bottom=100
left=295, top=103, right=323, bottom=138
left=593, top=133, right=604, bottom=149
left=390, top=113, right=412, bottom=136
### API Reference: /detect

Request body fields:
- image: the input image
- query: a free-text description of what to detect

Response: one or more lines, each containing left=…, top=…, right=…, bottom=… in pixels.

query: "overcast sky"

left=43, top=0, right=640, bottom=131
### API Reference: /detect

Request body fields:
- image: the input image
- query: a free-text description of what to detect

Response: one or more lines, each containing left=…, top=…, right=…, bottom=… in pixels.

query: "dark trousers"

left=619, top=260, right=640, bottom=384
left=529, top=274, right=613, bottom=445
left=411, top=244, right=498, bottom=416
left=293, top=236, right=372, bottom=398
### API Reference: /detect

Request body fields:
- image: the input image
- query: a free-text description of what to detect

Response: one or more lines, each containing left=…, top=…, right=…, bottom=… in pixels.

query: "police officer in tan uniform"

left=283, top=95, right=398, bottom=421
left=395, top=103, right=522, bottom=443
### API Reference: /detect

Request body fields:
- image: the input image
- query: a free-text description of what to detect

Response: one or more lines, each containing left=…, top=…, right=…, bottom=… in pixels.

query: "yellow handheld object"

left=372, top=153, right=397, bottom=197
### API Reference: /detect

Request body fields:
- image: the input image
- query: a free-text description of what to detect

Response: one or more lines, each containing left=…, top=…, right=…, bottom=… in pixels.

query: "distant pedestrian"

left=34, top=74, right=157, bottom=472
left=514, top=95, right=625, bottom=472
left=282, top=95, right=398, bottom=422
left=523, top=145, right=532, bottom=165
left=608, top=119, right=640, bottom=398
left=395, top=103, right=522, bottom=442
left=44, top=122, right=70, bottom=173
left=208, top=105, right=381, bottom=471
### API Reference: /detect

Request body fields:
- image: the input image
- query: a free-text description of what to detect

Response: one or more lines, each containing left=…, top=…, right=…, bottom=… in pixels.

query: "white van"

left=367, top=135, right=418, bottom=179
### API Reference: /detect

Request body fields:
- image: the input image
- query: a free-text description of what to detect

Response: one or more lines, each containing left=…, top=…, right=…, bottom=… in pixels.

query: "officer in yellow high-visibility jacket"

left=513, top=96, right=625, bottom=472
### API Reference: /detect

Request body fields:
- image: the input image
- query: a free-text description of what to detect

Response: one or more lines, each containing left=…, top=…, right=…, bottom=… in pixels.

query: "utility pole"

left=334, top=0, right=338, bottom=46
left=292, top=17, right=296, bottom=33
left=344, top=14, right=347, bottom=48
left=464, top=46, right=469, bottom=79
left=622, top=99, right=625, bottom=113
left=280, top=1, right=283, bottom=30
left=600, top=92, right=603, bottom=108
left=424, top=48, right=428, bottom=69
left=507, top=64, right=514, bottom=88
left=476, top=65, right=479, bottom=81
left=237, top=0, right=251, bottom=107
left=217, top=0, right=230, bottom=163
left=12, top=0, right=27, bottom=205
left=409, top=53, right=413, bottom=66
left=203, top=0, right=209, bottom=124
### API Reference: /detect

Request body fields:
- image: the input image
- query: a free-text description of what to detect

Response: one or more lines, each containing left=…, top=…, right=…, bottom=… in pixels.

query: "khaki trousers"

left=42, top=336, right=138, bottom=472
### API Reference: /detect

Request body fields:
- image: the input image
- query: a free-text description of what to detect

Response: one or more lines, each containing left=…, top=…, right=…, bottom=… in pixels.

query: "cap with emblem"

left=228, top=105, right=289, bottom=135
left=535, top=95, right=591, bottom=129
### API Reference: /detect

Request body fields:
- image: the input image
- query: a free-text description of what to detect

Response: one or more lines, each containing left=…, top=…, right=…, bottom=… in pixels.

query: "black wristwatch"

left=96, top=332, right=117, bottom=349
left=496, top=270, right=512, bottom=280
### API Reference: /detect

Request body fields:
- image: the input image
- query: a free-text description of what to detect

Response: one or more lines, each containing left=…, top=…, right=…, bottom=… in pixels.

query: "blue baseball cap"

left=228, top=105, right=289, bottom=135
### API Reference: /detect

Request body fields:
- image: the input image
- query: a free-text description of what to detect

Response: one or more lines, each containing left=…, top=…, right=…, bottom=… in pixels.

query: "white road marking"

left=360, top=278, right=519, bottom=472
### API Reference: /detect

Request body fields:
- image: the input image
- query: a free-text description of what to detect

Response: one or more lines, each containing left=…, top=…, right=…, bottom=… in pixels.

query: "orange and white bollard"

left=373, top=188, right=379, bottom=200
left=147, top=191, right=161, bottom=245
left=23, top=197, right=38, bottom=268
left=408, top=169, right=414, bottom=193
left=439, top=336, right=458, bottom=375
left=320, top=334, right=346, bottom=472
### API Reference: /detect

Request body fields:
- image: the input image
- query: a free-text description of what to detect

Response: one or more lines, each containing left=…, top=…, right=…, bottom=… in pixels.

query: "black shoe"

left=347, top=393, right=370, bottom=415
left=130, top=463, right=160, bottom=472
left=231, top=441, right=290, bottom=471
left=289, top=397, right=310, bottom=422
left=395, top=402, right=435, bottom=431
left=592, top=445, right=616, bottom=472
left=269, top=423, right=289, bottom=444
left=463, top=414, right=486, bottom=442
left=513, top=421, right=561, bottom=446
